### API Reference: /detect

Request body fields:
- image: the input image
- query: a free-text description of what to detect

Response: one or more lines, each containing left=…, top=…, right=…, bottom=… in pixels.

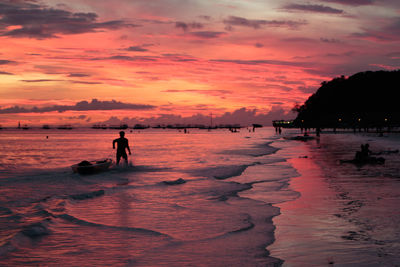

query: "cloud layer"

left=0, top=99, right=156, bottom=114
left=283, top=3, right=343, bottom=14
left=223, top=16, right=307, bottom=30
left=0, top=1, right=135, bottom=39
left=0, top=0, right=399, bottom=126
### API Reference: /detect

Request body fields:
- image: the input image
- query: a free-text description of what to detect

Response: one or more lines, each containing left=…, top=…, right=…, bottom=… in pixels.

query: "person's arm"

left=113, top=139, right=116, bottom=149
left=126, top=140, right=131, bottom=155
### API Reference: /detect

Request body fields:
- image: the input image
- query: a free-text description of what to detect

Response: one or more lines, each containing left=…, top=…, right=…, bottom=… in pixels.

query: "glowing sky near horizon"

left=0, top=0, right=399, bottom=126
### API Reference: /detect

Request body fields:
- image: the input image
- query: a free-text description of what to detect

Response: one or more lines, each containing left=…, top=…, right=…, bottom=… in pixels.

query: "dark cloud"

left=283, top=3, right=344, bottom=14
left=210, top=59, right=313, bottom=68
left=223, top=16, right=307, bottom=30
left=162, top=89, right=232, bottom=97
left=162, top=53, right=198, bottom=62
left=20, top=79, right=64, bottom=83
left=68, top=115, right=87, bottom=120
left=99, top=106, right=293, bottom=126
left=0, top=99, right=156, bottom=114
left=198, top=15, right=211, bottom=21
left=320, top=37, right=343, bottom=43
left=298, top=86, right=318, bottom=94
left=92, top=55, right=158, bottom=62
left=283, top=37, right=316, bottom=42
left=70, top=80, right=102, bottom=84
left=267, top=77, right=306, bottom=86
left=0, top=59, right=17, bottom=65
left=125, top=45, right=149, bottom=52
left=321, top=0, right=375, bottom=6
left=0, top=1, right=137, bottom=39
left=21, top=77, right=101, bottom=84
left=386, top=52, right=400, bottom=59
left=175, top=21, right=204, bottom=32
left=351, top=19, right=400, bottom=42
left=324, top=51, right=355, bottom=57
left=0, top=71, right=14, bottom=75
left=68, top=73, right=90, bottom=77
left=189, top=31, right=225, bottom=39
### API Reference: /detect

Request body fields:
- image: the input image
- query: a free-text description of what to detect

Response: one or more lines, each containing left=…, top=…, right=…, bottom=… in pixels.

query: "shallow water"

left=0, top=127, right=290, bottom=266
left=1, top=128, right=400, bottom=266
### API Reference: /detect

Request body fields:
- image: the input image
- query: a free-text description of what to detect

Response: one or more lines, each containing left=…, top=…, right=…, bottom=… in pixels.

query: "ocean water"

left=1, top=128, right=400, bottom=266
left=0, top=127, right=291, bottom=266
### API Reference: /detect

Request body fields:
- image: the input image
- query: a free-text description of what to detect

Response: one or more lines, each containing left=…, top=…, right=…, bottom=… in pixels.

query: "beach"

left=270, top=131, right=400, bottom=266
left=1, top=128, right=400, bottom=266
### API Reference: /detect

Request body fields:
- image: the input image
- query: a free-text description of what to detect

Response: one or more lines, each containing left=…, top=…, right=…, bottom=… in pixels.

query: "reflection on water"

left=270, top=133, right=400, bottom=266
left=0, top=128, right=286, bottom=266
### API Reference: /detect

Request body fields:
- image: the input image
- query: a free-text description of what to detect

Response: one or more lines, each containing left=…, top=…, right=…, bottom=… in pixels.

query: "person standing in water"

left=113, top=131, right=131, bottom=166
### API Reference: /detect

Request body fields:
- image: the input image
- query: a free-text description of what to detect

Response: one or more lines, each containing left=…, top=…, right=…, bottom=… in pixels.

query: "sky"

left=0, top=0, right=399, bottom=126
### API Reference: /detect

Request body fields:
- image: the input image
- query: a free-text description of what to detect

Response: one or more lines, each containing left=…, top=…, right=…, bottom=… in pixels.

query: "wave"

left=68, top=189, right=105, bottom=200
left=162, top=178, right=186, bottom=185
left=220, top=142, right=279, bottom=157
left=191, top=163, right=260, bottom=180
left=20, top=220, right=52, bottom=238
left=228, top=214, right=255, bottom=234
left=58, top=213, right=173, bottom=239
left=110, top=164, right=172, bottom=173
left=0, top=219, right=52, bottom=256
left=0, top=206, right=12, bottom=215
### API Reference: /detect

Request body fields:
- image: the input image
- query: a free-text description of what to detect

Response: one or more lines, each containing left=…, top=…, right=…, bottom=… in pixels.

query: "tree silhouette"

left=293, top=70, right=400, bottom=129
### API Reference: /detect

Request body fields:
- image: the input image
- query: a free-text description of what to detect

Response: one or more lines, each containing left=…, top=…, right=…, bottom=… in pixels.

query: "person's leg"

left=122, top=153, right=128, bottom=165
left=116, top=152, right=121, bottom=166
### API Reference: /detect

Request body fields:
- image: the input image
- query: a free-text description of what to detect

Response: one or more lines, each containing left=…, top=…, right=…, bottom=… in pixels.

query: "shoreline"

left=268, top=131, right=400, bottom=266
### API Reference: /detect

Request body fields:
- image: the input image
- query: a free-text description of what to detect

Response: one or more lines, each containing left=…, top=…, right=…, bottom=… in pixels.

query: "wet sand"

left=269, top=132, right=400, bottom=266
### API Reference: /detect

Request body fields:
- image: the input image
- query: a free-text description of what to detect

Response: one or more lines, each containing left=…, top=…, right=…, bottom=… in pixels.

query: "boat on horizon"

left=57, top=124, right=73, bottom=130
left=92, top=124, right=108, bottom=129
left=109, top=124, right=128, bottom=129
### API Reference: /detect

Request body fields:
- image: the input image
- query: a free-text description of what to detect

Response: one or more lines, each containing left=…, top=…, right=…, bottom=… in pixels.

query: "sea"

left=0, top=127, right=400, bottom=266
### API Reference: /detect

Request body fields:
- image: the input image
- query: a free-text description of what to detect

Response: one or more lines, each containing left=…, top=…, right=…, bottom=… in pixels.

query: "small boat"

left=340, top=156, right=385, bottom=165
left=71, top=158, right=113, bottom=174
left=109, top=124, right=128, bottom=129
left=58, top=125, right=73, bottom=130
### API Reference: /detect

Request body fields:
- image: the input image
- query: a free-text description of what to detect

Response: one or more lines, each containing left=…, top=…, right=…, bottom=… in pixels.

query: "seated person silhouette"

left=355, top=143, right=371, bottom=161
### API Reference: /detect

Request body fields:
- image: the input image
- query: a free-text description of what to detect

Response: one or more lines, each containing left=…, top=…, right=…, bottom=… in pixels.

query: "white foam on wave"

left=219, top=141, right=279, bottom=157
left=57, top=213, right=173, bottom=238
left=188, top=164, right=255, bottom=180
left=0, top=127, right=291, bottom=265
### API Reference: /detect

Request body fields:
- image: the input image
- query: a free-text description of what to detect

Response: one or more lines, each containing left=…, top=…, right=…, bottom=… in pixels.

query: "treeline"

left=293, top=70, right=400, bottom=130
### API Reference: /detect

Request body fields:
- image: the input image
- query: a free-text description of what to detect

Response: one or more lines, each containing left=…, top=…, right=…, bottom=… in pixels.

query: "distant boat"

left=57, top=125, right=73, bottom=130
left=109, top=124, right=128, bottom=129
left=42, top=125, right=51, bottom=129
left=92, top=124, right=108, bottom=129
left=133, top=124, right=149, bottom=129
left=22, top=124, right=29, bottom=130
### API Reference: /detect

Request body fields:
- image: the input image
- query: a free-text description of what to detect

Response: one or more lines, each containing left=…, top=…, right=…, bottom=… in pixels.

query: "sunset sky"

left=0, top=0, right=399, bottom=126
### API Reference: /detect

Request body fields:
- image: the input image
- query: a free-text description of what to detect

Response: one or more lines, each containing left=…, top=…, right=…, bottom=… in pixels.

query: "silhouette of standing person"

left=113, top=131, right=131, bottom=166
